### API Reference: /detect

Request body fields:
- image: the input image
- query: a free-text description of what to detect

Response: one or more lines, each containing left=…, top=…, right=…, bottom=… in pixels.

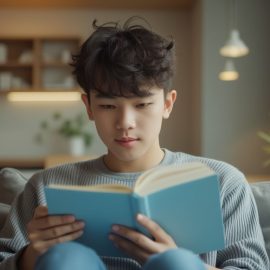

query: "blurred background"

left=0, top=0, right=269, bottom=179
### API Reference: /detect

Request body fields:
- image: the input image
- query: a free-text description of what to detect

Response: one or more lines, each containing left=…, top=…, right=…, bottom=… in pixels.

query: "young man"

left=0, top=18, right=269, bottom=270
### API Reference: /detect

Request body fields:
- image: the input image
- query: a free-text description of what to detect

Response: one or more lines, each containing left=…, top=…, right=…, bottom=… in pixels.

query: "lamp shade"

left=219, top=59, right=239, bottom=81
left=220, top=29, right=249, bottom=57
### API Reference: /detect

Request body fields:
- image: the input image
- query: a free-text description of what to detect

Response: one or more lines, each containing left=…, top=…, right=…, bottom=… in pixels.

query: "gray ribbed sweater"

left=0, top=149, right=269, bottom=269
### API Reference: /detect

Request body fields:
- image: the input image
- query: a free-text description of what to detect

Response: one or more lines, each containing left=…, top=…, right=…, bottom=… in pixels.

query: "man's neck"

left=103, top=148, right=165, bottom=173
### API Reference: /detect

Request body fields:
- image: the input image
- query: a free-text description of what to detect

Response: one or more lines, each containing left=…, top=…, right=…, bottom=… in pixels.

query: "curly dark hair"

left=72, top=17, right=175, bottom=99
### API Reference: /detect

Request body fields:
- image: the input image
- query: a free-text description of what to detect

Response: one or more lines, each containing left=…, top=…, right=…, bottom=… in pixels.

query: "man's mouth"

left=115, top=137, right=140, bottom=147
left=115, top=137, right=139, bottom=142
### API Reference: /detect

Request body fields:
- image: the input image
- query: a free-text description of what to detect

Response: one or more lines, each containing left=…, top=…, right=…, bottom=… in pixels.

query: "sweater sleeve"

left=0, top=174, right=44, bottom=270
left=216, top=169, right=269, bottom=270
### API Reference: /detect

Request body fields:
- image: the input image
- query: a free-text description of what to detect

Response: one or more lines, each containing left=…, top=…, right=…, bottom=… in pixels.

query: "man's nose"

left=116, top=108, right=136, bottom=130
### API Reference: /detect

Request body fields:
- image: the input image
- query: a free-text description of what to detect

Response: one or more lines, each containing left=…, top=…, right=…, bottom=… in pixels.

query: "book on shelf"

left=45, top=162, right=225, bottom=257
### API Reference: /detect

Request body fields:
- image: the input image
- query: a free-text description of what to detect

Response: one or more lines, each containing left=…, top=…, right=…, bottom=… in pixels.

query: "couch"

left=0, top=167, right=269, bottom=259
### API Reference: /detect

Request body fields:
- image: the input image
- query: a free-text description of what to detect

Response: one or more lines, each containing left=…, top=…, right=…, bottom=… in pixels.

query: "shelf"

left=0, top=62, right=33, bottom=68
left=0, top=155, right=95, bottom=170
left=0, top=88, right=81, bottom=96
left=0, top=158, right=44, bottom=169
left=0, top=36, right=80, bottom=93
left=41, top=62, right=72, bottom=67
left=246, top=175, right=270, bottom=183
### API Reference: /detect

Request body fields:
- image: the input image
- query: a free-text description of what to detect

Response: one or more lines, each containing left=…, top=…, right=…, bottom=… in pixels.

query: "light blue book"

left=45, top=162, right=225, bottom=257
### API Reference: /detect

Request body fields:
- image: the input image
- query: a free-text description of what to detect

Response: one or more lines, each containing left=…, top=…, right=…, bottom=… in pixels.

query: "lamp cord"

left=230, top=0, right=238, bottom=30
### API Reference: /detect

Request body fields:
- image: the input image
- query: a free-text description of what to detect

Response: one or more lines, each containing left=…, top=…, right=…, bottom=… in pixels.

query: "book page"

left=48, top=184, right=132, bottom=193
left=134, top=162, right=215, bottom=196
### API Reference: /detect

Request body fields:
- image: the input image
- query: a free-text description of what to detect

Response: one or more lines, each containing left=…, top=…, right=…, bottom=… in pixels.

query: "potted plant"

left=35, top=112, right=92, bottom=156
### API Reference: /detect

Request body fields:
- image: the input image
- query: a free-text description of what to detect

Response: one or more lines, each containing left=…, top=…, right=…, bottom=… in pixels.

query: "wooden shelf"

left=0, top=0, right=194, bottom=10
left=0, top=155, right=95, bottom=170
left=0, top=37, right=80, bottom=93
left=0, top=158, right=44, bottom=169
left=246, top=175, right=270, bottom=183
left=41, top=62, right=72, bottom=67
left=44, top=155, right=95, bottom=168
left=0, top=62, right=33, bottom=68
left=0, top=88, right=81, bottom=95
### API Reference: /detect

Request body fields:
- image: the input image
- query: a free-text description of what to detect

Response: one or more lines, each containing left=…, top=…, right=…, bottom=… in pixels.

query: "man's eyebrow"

left=94, top=92, right=155, bottom=99
left=94, top=93, right=116, bottom=99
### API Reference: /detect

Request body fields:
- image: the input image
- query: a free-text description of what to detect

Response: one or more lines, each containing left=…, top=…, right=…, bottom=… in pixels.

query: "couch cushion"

left=0, top=167, right=27, bottom=205
left=250, top=181, right=270, bottom=259
left=0, top=203, right=10, bottom=230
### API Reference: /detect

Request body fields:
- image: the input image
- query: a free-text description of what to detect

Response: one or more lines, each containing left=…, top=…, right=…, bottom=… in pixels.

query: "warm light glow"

left=219, top=71, right=239, bottom=81
left=7, top=92, right=81, bottom=102
left=220, top=29, right=249, bottom=58
left=220, top=46, right=249, bottom=58
left=219, top=59, right=239, bottom=81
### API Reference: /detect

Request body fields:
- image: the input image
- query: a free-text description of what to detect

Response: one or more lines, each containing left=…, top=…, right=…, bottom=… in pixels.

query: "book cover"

left=45, top=162, right=225, bottom=257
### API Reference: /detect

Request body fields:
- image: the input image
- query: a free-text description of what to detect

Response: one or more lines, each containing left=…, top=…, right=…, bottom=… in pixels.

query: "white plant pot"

left=68, top=136, right=85, bottom=156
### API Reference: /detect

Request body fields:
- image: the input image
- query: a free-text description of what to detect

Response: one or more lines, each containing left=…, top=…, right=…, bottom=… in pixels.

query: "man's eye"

left=136, top=103, right=152, bottom=108
left=99, top=105, right=116, bottom=109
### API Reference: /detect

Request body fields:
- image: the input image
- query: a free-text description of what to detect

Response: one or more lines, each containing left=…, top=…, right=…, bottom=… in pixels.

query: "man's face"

left=82, top=86, right=176, bottom=170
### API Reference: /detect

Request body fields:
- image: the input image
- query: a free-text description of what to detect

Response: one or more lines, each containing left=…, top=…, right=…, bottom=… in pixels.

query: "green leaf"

left=53, top=112, right=62, bottom=120
left=263, top=159, right=270, bottom=167
left=258, top=131, right=270, bottom=143
left=262, top=146, right=270, bottom=154
left=40, top=121, right=48, bottom=129
left=35, top=112, right=93, bottom=148
left=83, top=133, right=92, bottom=147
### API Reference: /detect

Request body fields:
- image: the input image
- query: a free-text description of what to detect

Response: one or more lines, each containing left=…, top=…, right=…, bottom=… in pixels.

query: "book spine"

left=130, top=194, right=150, bottom=236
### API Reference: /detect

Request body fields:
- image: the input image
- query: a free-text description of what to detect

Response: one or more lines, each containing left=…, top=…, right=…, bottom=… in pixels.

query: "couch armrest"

left=250, top=181, right=270, bottom=259
left=0, top=203, right=11, bottom=230
left=0, top=168, right=28, bottom=229
left=0, top=168, right=28, bottom=205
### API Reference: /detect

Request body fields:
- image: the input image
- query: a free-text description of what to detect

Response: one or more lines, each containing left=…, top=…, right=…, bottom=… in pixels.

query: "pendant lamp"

left=219, top=59, right=239, bottom=81
left=219, top=0, right=249, bottom=58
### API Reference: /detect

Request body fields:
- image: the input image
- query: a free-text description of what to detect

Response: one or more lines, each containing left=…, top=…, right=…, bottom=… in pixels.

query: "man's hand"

left=27, top=205, right=85, bottom=255
left=19, top=205, right=85, bottom=270
left=109, top=213, right=177, bottom=264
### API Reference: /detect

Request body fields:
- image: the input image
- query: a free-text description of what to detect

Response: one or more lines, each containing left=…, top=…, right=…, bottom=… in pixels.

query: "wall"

left=0, top=9, right=193, bottom=158
left=201, top=0, right=270, bottom=174
left=1, top=2, right=269, bottom=175
left=190, top=0, right=202, bottom=155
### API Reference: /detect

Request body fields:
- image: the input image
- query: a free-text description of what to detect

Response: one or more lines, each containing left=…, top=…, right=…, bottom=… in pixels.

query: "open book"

left=45, top=162, right=225, bottom=257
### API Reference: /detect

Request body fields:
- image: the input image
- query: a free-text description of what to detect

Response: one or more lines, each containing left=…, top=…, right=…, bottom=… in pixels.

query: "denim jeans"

left=35, top=242, right=206, bottom=270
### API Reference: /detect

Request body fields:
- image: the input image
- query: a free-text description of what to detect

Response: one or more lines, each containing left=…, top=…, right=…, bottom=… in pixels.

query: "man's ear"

left=163, top=90, right=177, bottom=119
left=81, top=94, right=94, bottom=121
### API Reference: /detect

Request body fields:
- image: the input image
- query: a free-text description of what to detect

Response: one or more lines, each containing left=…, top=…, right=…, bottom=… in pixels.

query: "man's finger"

left=32, top=215, right=76, bottom=230
left=29, top=221, right=85, bottom=241
left=33, top=206, right=49, bottom=219
left=136, top=214, right=171, bottom=243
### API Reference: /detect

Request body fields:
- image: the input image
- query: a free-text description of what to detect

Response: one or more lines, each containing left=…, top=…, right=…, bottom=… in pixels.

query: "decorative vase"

left=68, top=136, right=85, bottom=156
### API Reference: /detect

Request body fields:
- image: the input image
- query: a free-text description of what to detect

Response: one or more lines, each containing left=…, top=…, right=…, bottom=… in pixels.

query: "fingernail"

left=137, top=214, right=144, bottom=220
left=66, top=215, right=75, bottom=222
left=78, top=230, right=84, bottom=236
left=112, top=225, right=119, bottom=232
left=77, top=221, right=85, bottom=227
